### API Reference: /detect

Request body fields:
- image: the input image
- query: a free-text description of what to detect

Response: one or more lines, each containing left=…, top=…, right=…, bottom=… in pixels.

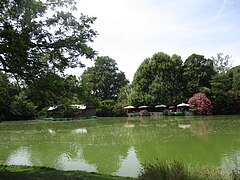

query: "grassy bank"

left=0, top=165, right=135, bottom=180
left=1, top=161, right=240, bottom=180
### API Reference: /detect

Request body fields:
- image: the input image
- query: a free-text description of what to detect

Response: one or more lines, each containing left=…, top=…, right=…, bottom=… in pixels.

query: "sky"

left=66, top=0, right=240, bottom=81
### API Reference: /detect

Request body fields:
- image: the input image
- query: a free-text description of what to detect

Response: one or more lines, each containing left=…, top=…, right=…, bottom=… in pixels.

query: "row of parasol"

left=124, top=103, right=189, bottom=109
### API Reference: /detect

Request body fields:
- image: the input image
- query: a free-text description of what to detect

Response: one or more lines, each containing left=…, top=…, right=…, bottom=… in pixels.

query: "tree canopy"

left=80, top=56, right=129, bottom=117
left=183, top=54, right=216, bottom=97
left=0, top=0, right=97, bottom=81
left=129, top=52, right=185, bottom=106
left=81, top=56, right=129, bottom=101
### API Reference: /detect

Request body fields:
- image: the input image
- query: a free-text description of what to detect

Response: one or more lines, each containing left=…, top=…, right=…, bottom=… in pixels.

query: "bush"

left=139, top=160, right=190, bottom=180
left=188, top=93, right=213, bottom=115
left=96, top=100, right=127, bottom=117
left=139, top=160, right=240, bottom=180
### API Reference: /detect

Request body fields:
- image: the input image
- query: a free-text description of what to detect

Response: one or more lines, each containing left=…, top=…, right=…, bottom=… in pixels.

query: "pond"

left=1, top=115, right=240, bottom=178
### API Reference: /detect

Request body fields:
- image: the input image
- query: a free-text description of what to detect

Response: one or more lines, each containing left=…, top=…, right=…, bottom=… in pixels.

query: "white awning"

left=155, top=104, right=166, bottom=108
left=124, top=105, right=135, bottom=109
left=177, top=103, right=189, bottom=107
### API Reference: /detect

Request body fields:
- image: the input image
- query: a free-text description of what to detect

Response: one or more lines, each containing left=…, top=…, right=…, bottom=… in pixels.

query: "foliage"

left=117, top=84, right=132, bottom=107
left=139, top=160, right=190, bottom=180
left=188, top=93, right=213, bottom=115
left=130, top=52, right=185, bottom=106
left=0, top=0, right=97, bottom=81
left=183, top=54, right=216, bottom=97
left=231, top=66, right=240, bottom=95
left=80, top=56, right=129, bottom=117
left=212, top=53, right=232, bottom=73
left=27, top=73, right=81, bottom=111
left=0, top=73, right=13, bottom=120
left=0, top=72, right=37, bottom=120
left=139, top=160, right=238, bottom=180
left=81, top=56, right=129, bottom=101
left=209, top=73, right=233, bottom=114
left=96, top=100, right=127, bottom=117
left=208, top=66, right=240, bottom=115
left=10, top=91, right=37, bottom=120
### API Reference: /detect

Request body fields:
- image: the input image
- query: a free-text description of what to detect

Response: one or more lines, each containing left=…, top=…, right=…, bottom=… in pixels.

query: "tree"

left=0, top=72, right=37, bottom=120
left=208, top=65, right=240, bottom=115
left=117, top=84, right=132, bottom=107
left=81, top=56, right=129, bottom=101
left=188, top=93, right=213, bottom=115
left=0, top=0, right=97, bottom=81
left=209, top=72, right=232, bottom=114
left=231, top=66, right=240, bottom=95
left=129, top=52, right=185, bottom=106
left=183, top=54, right=216, bottom=97
left=226, top=66, right=240, bottom=114
left=0, top=72, right=12, bottom=120
left=80, top=56, right=129, bottom=116
left=10, top=91, right=37, bottom=120
left=27, top=73, right=81, bottom=111
left=212, top=53, right=232, bottom=73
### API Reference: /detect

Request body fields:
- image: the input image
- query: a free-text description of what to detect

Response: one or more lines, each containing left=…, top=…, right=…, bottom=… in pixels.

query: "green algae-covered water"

left=1, top=115, right=240, bottom=177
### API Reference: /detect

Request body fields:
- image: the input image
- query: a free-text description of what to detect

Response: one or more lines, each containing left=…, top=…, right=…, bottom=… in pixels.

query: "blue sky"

left=67, top=0, right=240, bottom=81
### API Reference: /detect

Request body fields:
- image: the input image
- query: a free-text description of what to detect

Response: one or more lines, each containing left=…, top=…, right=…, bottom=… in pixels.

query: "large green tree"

left=183, top=54, right=216, bottom=97
left=0, top=0, right=97, bottom=81
left=209, top=65, right=240, bottom=114
left=80, top=56, right=129, bottom=116
left=129, top=52, right=185, bottom=106
left=81, top=56, right=129, bottom=101
left=209, top=72, right=232, bottom=114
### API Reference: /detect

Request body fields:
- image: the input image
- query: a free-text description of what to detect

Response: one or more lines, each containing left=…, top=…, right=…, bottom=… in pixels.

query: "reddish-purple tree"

left=188, top=93, right=213, bottom=115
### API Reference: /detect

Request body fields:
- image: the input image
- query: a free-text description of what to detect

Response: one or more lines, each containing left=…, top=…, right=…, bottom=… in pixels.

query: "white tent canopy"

left=138, top=106, right=148, bottom=109
left=124, top=105, right=135, bottom=109
left=177, top=103, right=189, bottom=107
left=155, top=104, right=166, bottom=108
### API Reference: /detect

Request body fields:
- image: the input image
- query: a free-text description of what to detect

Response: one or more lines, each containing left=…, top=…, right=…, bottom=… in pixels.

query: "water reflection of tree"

left=132, top=121, right=237, bottom=167
left=221, top=148, right=240, bottom=173
left=80, top=125, right=130, bottom=175
left=190, top=120, right=213, bottom=137
left=1, top=117, right=240, bottom=177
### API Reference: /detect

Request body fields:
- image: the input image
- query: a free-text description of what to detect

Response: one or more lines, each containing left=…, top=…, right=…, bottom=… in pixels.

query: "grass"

left=0, top=165, right=135, bottom=180
left=138, top=160, right=240, bottom=180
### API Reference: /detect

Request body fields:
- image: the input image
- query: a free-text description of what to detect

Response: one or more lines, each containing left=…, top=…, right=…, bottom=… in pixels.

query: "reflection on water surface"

left=6, top=147, right=32, bottom=166
left=1, top=116, right=240, bottom=177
